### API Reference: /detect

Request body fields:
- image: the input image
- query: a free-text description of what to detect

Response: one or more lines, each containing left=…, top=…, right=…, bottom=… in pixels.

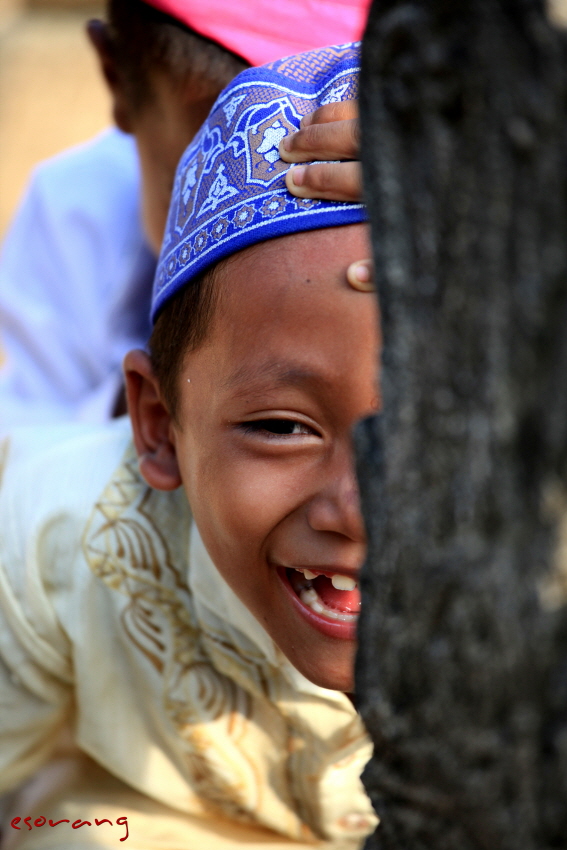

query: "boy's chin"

left=285, top=644, right=356, bottom=694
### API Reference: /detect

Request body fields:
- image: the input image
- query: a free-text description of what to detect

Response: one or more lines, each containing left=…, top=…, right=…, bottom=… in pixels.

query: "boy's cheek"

left=191, top=457, right=305, bottom=564
left=197, top=470, right=284, bottom=552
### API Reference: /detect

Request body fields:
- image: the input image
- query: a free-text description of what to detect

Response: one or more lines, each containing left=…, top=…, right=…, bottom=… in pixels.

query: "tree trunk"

left=355, top=1, right=567, bottom=847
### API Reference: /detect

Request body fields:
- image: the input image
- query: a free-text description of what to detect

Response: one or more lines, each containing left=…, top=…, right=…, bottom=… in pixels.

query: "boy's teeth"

left=299, top=588, right=358, bottom=622
left=331, top=574, right=357, bottom=591
left=301, top=588, right=318, bottom=604
left=296, top=568, right=358, bottom=591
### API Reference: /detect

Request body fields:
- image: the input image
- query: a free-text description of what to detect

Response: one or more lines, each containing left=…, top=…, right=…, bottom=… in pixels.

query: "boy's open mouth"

left=287, top=568, right=360, bottom=621
left=279, top=567, right=361, bottom=639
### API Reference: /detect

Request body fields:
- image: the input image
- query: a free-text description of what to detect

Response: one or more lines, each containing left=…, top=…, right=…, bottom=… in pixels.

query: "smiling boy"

left=127, top=223, right=378, bottom=695
left=0, top=44, right=378, bottom=849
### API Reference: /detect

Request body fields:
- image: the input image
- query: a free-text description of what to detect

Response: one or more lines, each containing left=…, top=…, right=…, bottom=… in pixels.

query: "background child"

left=0, top=0, right=370, bottom=431
left=0, top=43, right=378, bottom=849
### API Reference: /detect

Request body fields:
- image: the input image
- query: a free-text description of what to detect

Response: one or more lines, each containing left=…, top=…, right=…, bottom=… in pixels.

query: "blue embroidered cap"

left=151, top=42, right=366, bottom=322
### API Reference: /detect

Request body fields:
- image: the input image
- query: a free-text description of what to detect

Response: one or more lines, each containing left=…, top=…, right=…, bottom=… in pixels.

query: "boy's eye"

left=242, top=418, right=317, bottom=437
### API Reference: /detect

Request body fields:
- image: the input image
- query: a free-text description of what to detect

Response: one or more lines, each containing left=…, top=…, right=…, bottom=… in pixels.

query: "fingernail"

left=288, top=165, right=305, bottom=187
left=280, top=135, right=292, bottom=152
left=347, top=260, right=375, bottom=292
left=355, top=263, right=371, bottom=283
left=300, top=113, right=313, bottom=128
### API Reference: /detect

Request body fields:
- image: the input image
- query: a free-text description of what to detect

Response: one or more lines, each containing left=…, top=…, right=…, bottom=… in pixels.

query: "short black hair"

left=149, top=246, right=267, bottom=422
left=149, top=266, right=221, bottom=422
left=107, top=0, right=249, bottom=112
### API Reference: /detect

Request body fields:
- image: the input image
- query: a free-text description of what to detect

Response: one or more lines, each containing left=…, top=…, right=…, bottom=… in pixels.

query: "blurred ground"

left=0, top=0, right=109, bottom=238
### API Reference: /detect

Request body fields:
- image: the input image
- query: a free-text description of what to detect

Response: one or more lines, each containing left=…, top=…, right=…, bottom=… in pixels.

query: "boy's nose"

left=306, top=456, right=366, bottom=543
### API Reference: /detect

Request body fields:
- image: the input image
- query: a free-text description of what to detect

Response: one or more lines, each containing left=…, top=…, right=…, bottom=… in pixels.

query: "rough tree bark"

left=355, top=1, right=567, bottom=847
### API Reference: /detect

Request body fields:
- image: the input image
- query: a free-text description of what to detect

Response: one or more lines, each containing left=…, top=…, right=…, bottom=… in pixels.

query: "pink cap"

left=144, top=0, right=371, bottom=66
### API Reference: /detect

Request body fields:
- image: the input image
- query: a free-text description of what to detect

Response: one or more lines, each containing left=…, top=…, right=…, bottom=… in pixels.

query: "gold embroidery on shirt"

left=83, top=442, right=374, bottom=846
left=82, top=446, right=303, bottom=836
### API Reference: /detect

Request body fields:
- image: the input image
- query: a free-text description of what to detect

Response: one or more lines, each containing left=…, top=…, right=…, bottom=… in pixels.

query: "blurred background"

left=2, top=0, right=567, bottom=239
left=0, top=0, right=109, bottom=239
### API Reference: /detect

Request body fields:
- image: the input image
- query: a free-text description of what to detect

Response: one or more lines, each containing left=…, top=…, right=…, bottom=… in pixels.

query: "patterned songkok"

left=151, top=42, right=366, bottom=322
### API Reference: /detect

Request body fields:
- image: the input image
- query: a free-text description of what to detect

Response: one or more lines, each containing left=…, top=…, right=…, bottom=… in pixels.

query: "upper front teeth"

left=331, top=574, right=357, bottom=591
left=298, top=569, right=357, bottom=590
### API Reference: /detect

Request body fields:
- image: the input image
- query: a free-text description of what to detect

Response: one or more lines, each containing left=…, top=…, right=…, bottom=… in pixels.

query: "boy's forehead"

left=219, top=223, right=370, bottom=287
left=204, top=224, right=375, bottom=382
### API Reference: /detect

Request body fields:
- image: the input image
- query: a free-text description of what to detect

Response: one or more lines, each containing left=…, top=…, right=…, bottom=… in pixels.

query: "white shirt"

left=0, top=130, right=156, bottom=431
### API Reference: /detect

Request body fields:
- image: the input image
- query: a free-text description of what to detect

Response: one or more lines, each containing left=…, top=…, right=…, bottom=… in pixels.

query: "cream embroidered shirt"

left=0, top=419, right=376, bottom=847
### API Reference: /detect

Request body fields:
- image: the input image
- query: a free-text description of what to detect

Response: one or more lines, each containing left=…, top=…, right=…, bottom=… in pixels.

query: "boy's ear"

left=86, top=19, right=133, bottom=134
left=124, top=350, right=182, bottom=491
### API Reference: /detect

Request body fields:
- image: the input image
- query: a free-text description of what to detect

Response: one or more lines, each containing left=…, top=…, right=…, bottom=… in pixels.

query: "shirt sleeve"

left=0, top=656, right=70, bottom=795
left=0, top=435, right=74, bottom=794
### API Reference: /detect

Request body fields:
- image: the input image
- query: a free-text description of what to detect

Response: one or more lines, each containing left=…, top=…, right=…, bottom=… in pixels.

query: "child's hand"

left=347, top=258, right=375, bottom=292
left=279, top=101, right=361, bottom=202
left=280, top=103, right=375, bottom=291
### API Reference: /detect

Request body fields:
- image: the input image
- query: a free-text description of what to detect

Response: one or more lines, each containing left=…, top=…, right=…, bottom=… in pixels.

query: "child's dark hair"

left=150, top=247, right=264, bottom=421
left=107, top=0, right=248, bottom=111
left=149, top=268, right=220, bottom=421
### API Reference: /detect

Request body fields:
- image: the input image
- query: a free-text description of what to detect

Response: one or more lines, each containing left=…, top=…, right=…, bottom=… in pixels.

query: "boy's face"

left=170, top=224, right=379, bottom=693
left=130, top=71, right=216, bottom=255
left=88, top=22, right=220, bottom=255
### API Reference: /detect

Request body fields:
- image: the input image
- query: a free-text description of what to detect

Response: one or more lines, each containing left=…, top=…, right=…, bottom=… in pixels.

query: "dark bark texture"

left=355, top=1, right=567, bottom=847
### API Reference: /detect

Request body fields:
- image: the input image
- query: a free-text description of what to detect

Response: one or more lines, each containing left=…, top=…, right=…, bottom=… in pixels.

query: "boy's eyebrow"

left=224, top=359, right=331, bottom=398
